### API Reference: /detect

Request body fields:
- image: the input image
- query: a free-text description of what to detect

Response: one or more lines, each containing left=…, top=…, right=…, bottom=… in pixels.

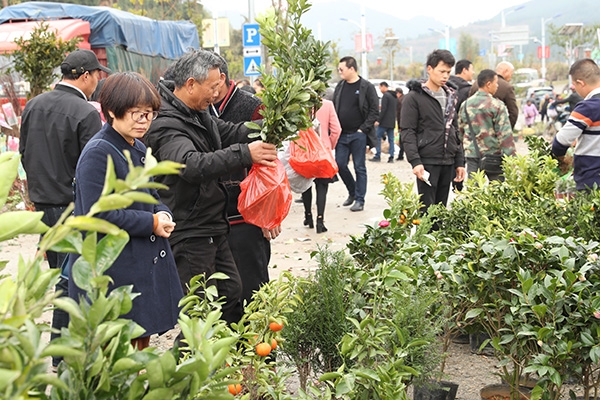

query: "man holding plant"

left=552, top=58, right=600, bottom=191
left=145, top=49, right=277, bottom=324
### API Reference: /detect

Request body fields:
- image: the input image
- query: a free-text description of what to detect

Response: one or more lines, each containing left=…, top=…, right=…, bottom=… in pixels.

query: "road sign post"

left=243, top=23, right=262, bottom=77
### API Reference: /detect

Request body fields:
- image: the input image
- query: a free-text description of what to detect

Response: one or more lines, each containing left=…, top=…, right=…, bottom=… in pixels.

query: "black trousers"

left=302, top=179, right=329, bottom=219
left=416, top=164, right=453, bottom=213
left=172, top=235, right=243, bottom=325
left=36, top=204, right=70, bottom=367
left=228, top=223, right=271, bottom=306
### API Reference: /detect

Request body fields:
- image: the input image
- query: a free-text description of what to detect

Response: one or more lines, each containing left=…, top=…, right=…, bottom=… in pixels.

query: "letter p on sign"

left=243, top=24, right=261, bottom=47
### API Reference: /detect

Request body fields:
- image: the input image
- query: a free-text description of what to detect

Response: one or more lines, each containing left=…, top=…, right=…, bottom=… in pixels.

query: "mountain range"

left=219, top=0, right=600, bottom=65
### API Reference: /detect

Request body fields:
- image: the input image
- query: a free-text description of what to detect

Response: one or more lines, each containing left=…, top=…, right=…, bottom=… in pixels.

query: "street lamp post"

left=501, top=5, right=525, bottom=28
left=541, top=14, right=561, bottom=82
left=340, top=6, right=369, bottom=79
left=429, top=26, right=450, bottom=51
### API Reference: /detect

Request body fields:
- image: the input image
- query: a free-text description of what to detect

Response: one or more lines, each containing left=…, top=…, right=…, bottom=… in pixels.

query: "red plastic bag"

left=289, top=127, right=338, bottom=179
left=238, top=159, right=292, bottom=230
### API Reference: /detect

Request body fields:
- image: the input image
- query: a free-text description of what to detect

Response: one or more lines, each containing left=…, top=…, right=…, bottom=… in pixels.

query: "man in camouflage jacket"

left=458, top=69, right=516, bottom=182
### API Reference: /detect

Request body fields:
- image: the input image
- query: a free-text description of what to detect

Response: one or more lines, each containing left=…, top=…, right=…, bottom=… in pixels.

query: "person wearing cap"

left=19, top=48, right=110, bottom=369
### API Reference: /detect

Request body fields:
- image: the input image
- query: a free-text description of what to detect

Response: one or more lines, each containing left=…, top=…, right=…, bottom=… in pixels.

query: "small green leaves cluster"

left=10, top=22, right=80, bottom=98
left=249, top=0, right=331, bottom=146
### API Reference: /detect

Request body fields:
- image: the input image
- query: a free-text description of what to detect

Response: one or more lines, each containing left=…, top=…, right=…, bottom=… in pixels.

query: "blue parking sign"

left=244, top=56, right=261, bottom=76
left=243, top=24, right=261, bottom=47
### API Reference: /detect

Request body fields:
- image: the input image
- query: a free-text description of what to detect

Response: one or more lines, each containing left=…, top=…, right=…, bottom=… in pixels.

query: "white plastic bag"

left=278, top=140, right=314, bottom=194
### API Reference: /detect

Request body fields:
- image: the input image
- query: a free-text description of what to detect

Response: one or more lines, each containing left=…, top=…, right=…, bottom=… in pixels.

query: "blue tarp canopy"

left=0, top=2, right=199, bottom=60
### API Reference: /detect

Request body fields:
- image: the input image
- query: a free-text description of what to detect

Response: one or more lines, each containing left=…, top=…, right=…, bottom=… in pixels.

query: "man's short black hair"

left=214, top=53, right=230, bottom=87
left=379, top=81, right=389, bottom=87
left=455, top=59, right=472, bottom=75
left=340, top=56, right=358, bottom=71
left=477, top=69, right=497, bottom=88
left=426, top=49, right=455, bottom=69
left=570, top=59, right=600, bottom=84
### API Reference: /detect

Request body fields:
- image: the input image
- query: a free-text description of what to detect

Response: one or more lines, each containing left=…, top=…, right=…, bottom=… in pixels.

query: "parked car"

left=524, top=86, right=555, bottom=108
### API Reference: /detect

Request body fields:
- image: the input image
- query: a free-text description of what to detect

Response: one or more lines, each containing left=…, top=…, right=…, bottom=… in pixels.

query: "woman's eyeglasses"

left=128, top=111, right=158, bottom=122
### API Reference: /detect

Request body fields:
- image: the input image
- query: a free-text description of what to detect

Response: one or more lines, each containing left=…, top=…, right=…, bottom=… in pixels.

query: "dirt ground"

left=2, top=140, right=545, bottom=399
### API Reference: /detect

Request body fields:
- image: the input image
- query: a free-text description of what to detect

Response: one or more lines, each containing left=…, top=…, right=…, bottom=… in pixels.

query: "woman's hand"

left=154, top=213, right=176, bottom=238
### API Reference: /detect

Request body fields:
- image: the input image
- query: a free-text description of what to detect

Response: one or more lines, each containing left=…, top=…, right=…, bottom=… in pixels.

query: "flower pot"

left=500, top=375, right=538, bottom=389
left=554, top=191, right=574, bottom=201
left=470, top=332, right=494, bottom=356
left=414, top=380, right=459, bottom=400
left=480, top=383, right=531, bottom=400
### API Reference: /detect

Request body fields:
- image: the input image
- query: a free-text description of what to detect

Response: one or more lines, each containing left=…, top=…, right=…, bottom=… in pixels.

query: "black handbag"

left=463, top=106, right=504, bottom=176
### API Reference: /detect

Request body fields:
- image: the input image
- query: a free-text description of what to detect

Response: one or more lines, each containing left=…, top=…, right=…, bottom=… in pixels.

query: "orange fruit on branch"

left=269, top=322, right=283, bottom=332
left=228, top=383, right=242, bottom=395
left=256, top=342, right=272, bottom=357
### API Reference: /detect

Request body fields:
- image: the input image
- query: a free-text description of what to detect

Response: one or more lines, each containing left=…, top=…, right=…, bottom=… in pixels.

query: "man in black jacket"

left=333, top=56, right=379, bottom=212
left=401, top=49, right=466, bottom=212
left=19, top=48, right=110, bottom=368
left=371, top=81, right=398, bottom=163
left=145, top=50, right=277, bottom=324
left=448, top=59, right=474, bottom=112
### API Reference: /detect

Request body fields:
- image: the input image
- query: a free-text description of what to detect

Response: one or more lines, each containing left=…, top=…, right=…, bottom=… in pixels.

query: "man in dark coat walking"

left=371, top=81, right=398, bottom=163
left=332, top=56, right=379, bottom=212
left=145, top=50, right=277, bottom=325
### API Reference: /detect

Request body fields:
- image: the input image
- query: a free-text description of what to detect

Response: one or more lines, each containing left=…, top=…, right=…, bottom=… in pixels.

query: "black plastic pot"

left=480, top=383, right=531, bottom=400
left=414, top=380, right=459, bottom=400
left=469, top=332, right=494, bottom=355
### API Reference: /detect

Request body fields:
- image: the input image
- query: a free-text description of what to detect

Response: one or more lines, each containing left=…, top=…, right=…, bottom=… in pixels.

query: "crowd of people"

left=18, top=47, right=600, bottom=361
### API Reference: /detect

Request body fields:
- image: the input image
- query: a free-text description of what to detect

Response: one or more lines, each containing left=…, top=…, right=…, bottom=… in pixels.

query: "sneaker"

left=397, top=155, right=404, bottom=161
left=388, top=158, right=394, bottom=163
left=369, top=157, right=381, bottom=162
left=342, top=195, right=355, bottom=207
left=350, top=202, right=364, bottom=212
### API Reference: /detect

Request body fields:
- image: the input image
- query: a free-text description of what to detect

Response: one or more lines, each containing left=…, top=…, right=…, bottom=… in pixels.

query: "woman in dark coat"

left=69, top=72, right=183, bottom=349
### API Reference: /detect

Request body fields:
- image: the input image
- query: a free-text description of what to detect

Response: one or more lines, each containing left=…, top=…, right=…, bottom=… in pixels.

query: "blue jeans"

left=335, top=131, right=367, bottom=204
left=375, top=126, right=395, bottom=159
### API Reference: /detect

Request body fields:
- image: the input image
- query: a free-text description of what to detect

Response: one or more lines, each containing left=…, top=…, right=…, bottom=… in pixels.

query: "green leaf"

left=89, top=194, right=134, bottom=215
left=122, top=191, right=159, bottom=204
left=465, top=308, right=483, bottom=320
left=0, top=152, right=19, bottom=208
left=0, top=211, right=48, bottom=242
left=0, top=368, right=20, bottom=391
left=65, top=216, right=121, bottom=235
left=101, top=155, right=117, bottom=196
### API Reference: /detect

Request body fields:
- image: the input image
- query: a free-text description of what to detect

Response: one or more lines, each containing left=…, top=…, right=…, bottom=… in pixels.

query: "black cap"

left=61, top=49, right=111, bottom=76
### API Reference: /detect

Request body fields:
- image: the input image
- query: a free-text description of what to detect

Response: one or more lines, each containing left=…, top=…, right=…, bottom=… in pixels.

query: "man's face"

left=83, top=70, right=100, bottom=98
left=464, top=64, right=475, bottom=81
left=486, top=75, right=499, bottom=96
left=338, top=62, right=354, bottom=82
left=191, top=68, right=222, bottom=111
left=572, top=78, right=587, bottom=97
left=427, top=61, right=453, bottom=88
left=379, top=84, right=387, bottom=93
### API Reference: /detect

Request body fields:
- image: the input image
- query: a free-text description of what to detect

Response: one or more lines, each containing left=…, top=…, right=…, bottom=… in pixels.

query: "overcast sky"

left=203, top=0, right=529, bottom=28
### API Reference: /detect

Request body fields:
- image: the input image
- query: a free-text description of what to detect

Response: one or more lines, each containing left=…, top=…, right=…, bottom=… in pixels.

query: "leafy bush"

left=280, top=247, right=353, bottom=390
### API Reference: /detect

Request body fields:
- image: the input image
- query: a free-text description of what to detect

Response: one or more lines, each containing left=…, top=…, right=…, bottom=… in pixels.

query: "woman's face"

left=110, top=106, right=156, bottom=143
